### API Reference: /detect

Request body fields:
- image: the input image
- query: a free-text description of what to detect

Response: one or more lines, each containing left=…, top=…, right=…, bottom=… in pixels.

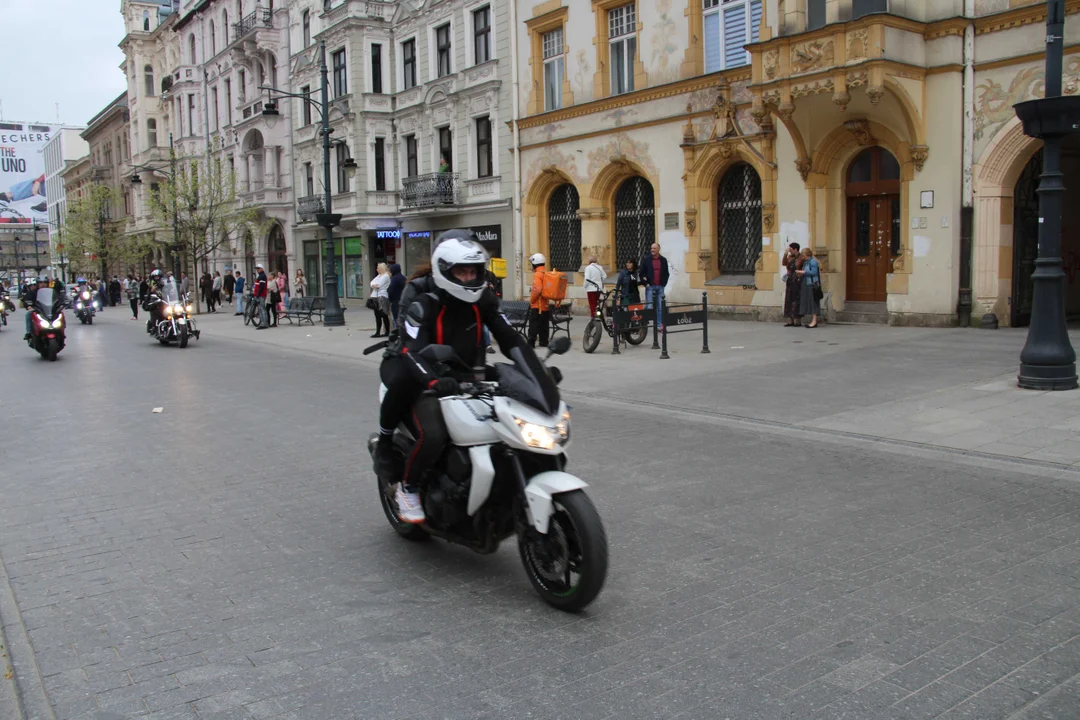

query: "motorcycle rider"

left=142, top=269, right=168, bottom=334
left=21, top=276, right=46, bottom=339
left=374, top=230, right=531, bottom=524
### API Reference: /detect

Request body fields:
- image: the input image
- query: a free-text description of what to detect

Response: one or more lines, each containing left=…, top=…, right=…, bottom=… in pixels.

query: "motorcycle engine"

left=425, top=449, right=472, bottom=527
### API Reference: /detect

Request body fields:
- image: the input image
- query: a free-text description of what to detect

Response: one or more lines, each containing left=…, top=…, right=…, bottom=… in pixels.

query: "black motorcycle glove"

left=430, top=377, right=460, bottom=397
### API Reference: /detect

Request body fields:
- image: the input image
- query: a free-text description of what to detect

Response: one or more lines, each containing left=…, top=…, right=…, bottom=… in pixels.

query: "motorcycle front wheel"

left=46, top=338, right=58, bottom=362
left=179, top=324, right=189, bottom=348
left=582, top=319, right=603, bottom=354
left=519, top=490, right=608, bottom=612
left=87, top=315, right=93, bottom=325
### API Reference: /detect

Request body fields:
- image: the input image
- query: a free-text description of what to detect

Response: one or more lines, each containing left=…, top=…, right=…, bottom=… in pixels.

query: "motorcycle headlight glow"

left=81, top=292, right=90, bottom=300
left=186, top=304, right=194, bottom=314
left=76, top=303, right=83, bottom=309
left=93, top=301, right=99, bottom=308
left=173, top=304, right=187, bottom=316
left=513, top=414, right=570, bottom=450
left=164, top=305, right=173, bottom=316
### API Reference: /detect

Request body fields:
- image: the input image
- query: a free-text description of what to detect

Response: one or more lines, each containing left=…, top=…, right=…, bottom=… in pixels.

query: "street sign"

left=663, top=307, right=706, bottom=327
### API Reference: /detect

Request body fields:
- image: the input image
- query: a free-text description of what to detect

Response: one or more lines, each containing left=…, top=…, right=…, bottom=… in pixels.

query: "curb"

left=0, top=550, right=56, bottom=720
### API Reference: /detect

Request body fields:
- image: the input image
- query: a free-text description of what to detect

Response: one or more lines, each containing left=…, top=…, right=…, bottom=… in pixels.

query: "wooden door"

left=847, top=195, right=896, bottom=302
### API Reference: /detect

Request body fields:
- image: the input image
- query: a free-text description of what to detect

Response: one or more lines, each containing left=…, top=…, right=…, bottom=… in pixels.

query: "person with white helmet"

left=527, top=252, right=550, bottom=348
left=374, top=229, right=535, bottom=523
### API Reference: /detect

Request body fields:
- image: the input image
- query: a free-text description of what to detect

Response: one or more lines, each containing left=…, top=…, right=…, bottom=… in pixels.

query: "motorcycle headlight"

left=186, top=304, right=194, bottom=314
left=52, top=317, right=64, bottom=329
left=93, top=301, right=99, bottom=308
left=513, top=415, right=570, bottom=450
left=76, top=302, right=83, bottom=309
left=81, top=292, right=90, bottom=300
left=164, top=305, right=173, bottom=316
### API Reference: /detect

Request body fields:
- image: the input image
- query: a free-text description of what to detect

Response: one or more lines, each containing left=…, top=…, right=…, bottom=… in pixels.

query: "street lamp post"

left=130, top=132, right=182, bottom=281
left=1014, top=0, right=1079, bottom=390
left=261, top=41, right=355, bottom=327
left=32, top=223, right=43, bottom=273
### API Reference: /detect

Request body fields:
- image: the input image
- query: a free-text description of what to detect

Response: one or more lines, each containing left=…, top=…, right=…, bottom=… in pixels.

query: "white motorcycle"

left=368, top=336, right=608, bottom=611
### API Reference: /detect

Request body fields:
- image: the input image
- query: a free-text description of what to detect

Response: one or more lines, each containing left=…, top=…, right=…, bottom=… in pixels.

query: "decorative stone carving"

left=791, top=39, right=834, bottom=76
left=795, top=158, right=812, bottom=182
left=683, top=103, right=696, bottom=144
left=814, top=251, right=829, bottom=273
left=777, top=101, right=795, bottom=120
left=833, top=91, right=852, bottom=112
left=754, top=254, right=764, bottom=272
left=710, top=84, right=738, bottom=141
left=576, top=207, right=608, bottom=221
left=847, top=29, right=870, bottom=61
left=892, top=250, right=906, bottom=272
left=764, top=50, right=780, bottom=80
left=697, top=250, right=713, bottom=271
left=685, top=208, right=698, bottom=235
left=844, top=119, right=874, bottom=146
left=792, top=77, right=834, bottom=99
left=910, top=145, right=929, bottom=172
left=866, top=85, right=885, bottom=106
left=717, top=142, right=736, bottom=159
left=761, top=204, right=776, bottom=232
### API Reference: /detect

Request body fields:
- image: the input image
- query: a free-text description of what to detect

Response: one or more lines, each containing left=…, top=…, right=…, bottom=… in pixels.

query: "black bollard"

left=701, top=291, right=711, bottom=354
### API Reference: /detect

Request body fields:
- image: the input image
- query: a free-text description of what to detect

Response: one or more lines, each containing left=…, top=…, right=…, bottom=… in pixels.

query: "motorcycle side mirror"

left=419, top=344, right=455, bottom=363
left=546, top=336, right=572, bottom=358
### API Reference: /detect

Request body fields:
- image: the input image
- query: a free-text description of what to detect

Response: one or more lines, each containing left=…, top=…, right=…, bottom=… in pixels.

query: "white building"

left=42, top=128, right=89, bottom=276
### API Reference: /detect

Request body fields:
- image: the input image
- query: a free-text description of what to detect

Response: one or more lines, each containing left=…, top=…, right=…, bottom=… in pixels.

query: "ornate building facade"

left=513, top=0, right=1080, bottom=326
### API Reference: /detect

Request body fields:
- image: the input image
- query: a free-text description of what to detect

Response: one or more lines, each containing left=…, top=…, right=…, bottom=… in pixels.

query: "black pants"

left=379, top=357, right=447, bottom=490
left=129, top=298, right=138, bottom=318
left=267, top=301, right=279, bottom=326
left=528, top=308, right=550, bottom=348
left=205, top=293, right=213, bottom=312
left=374, top=309, right=388, bottom=335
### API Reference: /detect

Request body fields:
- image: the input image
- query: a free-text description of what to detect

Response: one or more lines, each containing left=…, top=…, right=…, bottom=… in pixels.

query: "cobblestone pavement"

left=0, top=313, right=1079, bottom=719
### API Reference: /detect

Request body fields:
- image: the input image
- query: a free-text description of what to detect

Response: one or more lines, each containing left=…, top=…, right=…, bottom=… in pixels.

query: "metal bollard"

left=701, top=291, right=711, bottom=354
left=611, top=312, right=620, bottom=355
left=660, top=320, right=670, bottom=359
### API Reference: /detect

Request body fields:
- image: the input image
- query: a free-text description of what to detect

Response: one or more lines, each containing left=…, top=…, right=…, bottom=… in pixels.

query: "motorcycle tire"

left=378, top=475, right=429, bottom=541
left=87, top=315, right=93, bottom=325
left=582, top=319, right=602, bottom=354
left=625, top=325, right=648, bottom=345
left=47, top=339, right=58, bottom=362
left=519, top=489, right=608, bottom=612
left=179, top=324, right=189, bottom=348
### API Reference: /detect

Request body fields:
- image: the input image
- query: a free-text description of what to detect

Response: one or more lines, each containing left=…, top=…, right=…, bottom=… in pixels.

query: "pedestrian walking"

left=294, top=269, right=306, bottom=299
left=583, top=254, right=607, bottom=317
left=126, top=274, right=140, bottom=319
left=387, top=263, right=405, bottom=325
left=276, top=271, right=288, bottom=313
left=369, top=262, right=391, bottom=337
left=212, top=271, right=223, bottom=312
left=233, top=270, right=245, bottom=315
left=98, top=279, right=107, bottom=310
left=795, top=247, right=821, bottom=329
left=639, top=243, right=670, bottom=323
left=253, top=264, right=269, bottom=329
left=782, top=242, right=803, bottom=327
left=110, top=276, right=122, bottom=306
left=267, top=271, right=281, bottom=327
left=200, top=272, right=214, bottom=313
left=527, top=253, right=550, bottom=348
left=223, top=269, right=235, bottom=304
left=615, top=258, right=641, bottom=306
left=139, top=275, right=149, bottom=304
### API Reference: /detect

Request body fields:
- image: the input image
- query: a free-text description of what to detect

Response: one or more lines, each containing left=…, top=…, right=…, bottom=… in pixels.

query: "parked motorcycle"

left=72, top=287, right=99, bottom=324
left=146, top=285, right=199, bottom=348
left=26, top=286, right=66, bottom=361
left=367, top=336, right=608, bottom=611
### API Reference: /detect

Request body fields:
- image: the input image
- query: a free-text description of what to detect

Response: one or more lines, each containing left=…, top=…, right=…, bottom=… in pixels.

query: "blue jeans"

left=257, top=296, right=268, bottom=326
left=647, top=286, right=665, bottom=327
left=25, top=310, right=33, bottom=336
left=237, top=294, right=244, bottom=313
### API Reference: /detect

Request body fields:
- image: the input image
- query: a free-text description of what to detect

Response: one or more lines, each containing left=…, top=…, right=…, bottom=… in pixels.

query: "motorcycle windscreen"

left=501, top=346, right=561, bottom=415
left=34, top=288, right=60, bottom=319
left=162, top=284, right=181, bottom=303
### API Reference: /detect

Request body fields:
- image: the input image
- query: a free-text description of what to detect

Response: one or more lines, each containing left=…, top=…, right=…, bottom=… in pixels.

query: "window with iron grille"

left=332, top=49, right=347, bottom=97
left=543, top=28, right=564, bottom=111
left=548, top=184, right=581, bottom=272
left=374, top=138, right=386, bottom=191
left=608, top=5, right=636, bottom=96
left=614, top=176, right=655, bottom=267
left=717, top=162, right=762, bottom=275
left=405, top=134, right=418, bottom=177
left=473, top=7, right=490, bottom=65
left=402, top=39, right=417, bottom=89
left=703, top=0, right=761, bottom=73
left=476, top=116, right=492, bottom=178
left=436, top=24, right=452, bottom=78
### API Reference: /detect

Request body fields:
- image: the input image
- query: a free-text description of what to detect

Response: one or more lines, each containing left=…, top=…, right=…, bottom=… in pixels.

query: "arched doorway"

left=717, top=162, right=762, bottom=276
left=613, top=176, right=655, bottom=268
left=548, top=184, right=581, bottom=272
left=846, top=147, right=901, bottom=303
left=268, top=225, right=288, bottom=277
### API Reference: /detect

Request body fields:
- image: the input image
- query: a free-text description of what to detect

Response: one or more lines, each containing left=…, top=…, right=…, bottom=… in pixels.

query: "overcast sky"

left=0, top=0, right=128, bottom=127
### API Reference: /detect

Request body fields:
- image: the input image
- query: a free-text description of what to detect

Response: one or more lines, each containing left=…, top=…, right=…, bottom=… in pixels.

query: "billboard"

left=0, top=122, right=60, bottom=225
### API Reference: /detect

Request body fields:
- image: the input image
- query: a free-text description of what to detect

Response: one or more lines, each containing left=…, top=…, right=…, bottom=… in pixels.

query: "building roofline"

left=83, top=93, right=129, bottom=134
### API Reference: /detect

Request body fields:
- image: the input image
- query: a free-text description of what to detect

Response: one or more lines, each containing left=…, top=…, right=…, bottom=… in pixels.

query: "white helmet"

left=530, top=253, right=546, bottom=267
left=431, top=229, right=489, bottom=304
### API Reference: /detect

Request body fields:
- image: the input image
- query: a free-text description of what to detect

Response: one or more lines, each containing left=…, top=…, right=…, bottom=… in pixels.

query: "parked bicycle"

left=583, top=289, right=649, bottom=353
left=243, top=293, right=263, bottom=328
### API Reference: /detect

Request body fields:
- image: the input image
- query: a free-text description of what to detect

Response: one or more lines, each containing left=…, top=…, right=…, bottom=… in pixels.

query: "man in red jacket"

left=253, top=263, right=269, bottom=329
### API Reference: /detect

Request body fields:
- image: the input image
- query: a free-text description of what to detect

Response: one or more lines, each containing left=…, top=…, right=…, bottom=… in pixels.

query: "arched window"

left=189, top=34, right=197, bottom=65
left=210, top=21, right=216, bottom=55
left=717, top=163, right=762, bottom=275
left=147, top=119, right=158, bottom=148
left=547, top=184, right=581, bottom=272
left=144, top=65, right=155, bottom=96
left=268, top=225, right=288, bottom=277
left=613, top=176, right=655, bottom=268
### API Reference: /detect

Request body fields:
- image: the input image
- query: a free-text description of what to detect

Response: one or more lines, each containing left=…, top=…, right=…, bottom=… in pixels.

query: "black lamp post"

left=262, top=41, right=354, bottom=327
left=1014, top=0, right=1079, bottom=391
left=130, top=132, right=183, bottom=282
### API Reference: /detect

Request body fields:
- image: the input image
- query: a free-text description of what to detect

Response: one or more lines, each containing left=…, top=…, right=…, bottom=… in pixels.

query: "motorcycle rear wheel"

left=582, top=319, right=602, bottom=354
left=519, top=490, right=608, bottom=612
left=179, top=324, right=189, bottom=348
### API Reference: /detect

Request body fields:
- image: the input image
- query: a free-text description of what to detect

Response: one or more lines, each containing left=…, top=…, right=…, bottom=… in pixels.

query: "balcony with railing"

left=297, top=195, right=325, bottom=222
left=233, top=9, right=272, bottom=40
left=401, top=172, right=459, bottom=209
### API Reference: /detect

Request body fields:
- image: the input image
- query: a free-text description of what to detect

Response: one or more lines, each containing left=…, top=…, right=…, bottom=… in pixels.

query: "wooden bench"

left=499, top=299, right=572, bottom=340
left=279, top=296, right=325, bottom=325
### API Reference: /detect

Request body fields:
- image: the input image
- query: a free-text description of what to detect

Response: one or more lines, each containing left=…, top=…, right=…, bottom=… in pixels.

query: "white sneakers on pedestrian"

left=395, top=487, right=425, bottom=524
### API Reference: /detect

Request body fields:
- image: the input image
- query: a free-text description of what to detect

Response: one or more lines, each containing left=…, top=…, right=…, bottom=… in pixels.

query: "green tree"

left=62, top=185, right=129, bottom=277
left=148, top=155, right=265, bottom=284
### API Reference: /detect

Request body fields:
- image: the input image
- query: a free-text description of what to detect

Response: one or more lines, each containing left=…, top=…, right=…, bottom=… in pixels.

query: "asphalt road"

left=1, top=311, right=1079, bottom=720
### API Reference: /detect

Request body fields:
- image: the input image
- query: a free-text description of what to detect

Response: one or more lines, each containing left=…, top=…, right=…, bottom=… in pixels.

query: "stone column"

left=266, top=145, right=278, bottom=187
left=974, top=192, right=1010, bottom=322
left=238, top=152, right=249, bottom=191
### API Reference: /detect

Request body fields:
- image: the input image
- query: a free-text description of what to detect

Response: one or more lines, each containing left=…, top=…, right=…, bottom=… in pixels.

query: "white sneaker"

left=395, top=487, right=425, bottom=524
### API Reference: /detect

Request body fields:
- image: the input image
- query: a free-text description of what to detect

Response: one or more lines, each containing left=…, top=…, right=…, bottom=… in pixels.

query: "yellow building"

left=513, top=0, right=1080, bottom=326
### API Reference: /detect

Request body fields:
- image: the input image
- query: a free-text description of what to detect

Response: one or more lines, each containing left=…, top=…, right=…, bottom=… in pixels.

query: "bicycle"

left=582, top=289, right=650, bottom=353
left=243, top=293, right=263, bottom=328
